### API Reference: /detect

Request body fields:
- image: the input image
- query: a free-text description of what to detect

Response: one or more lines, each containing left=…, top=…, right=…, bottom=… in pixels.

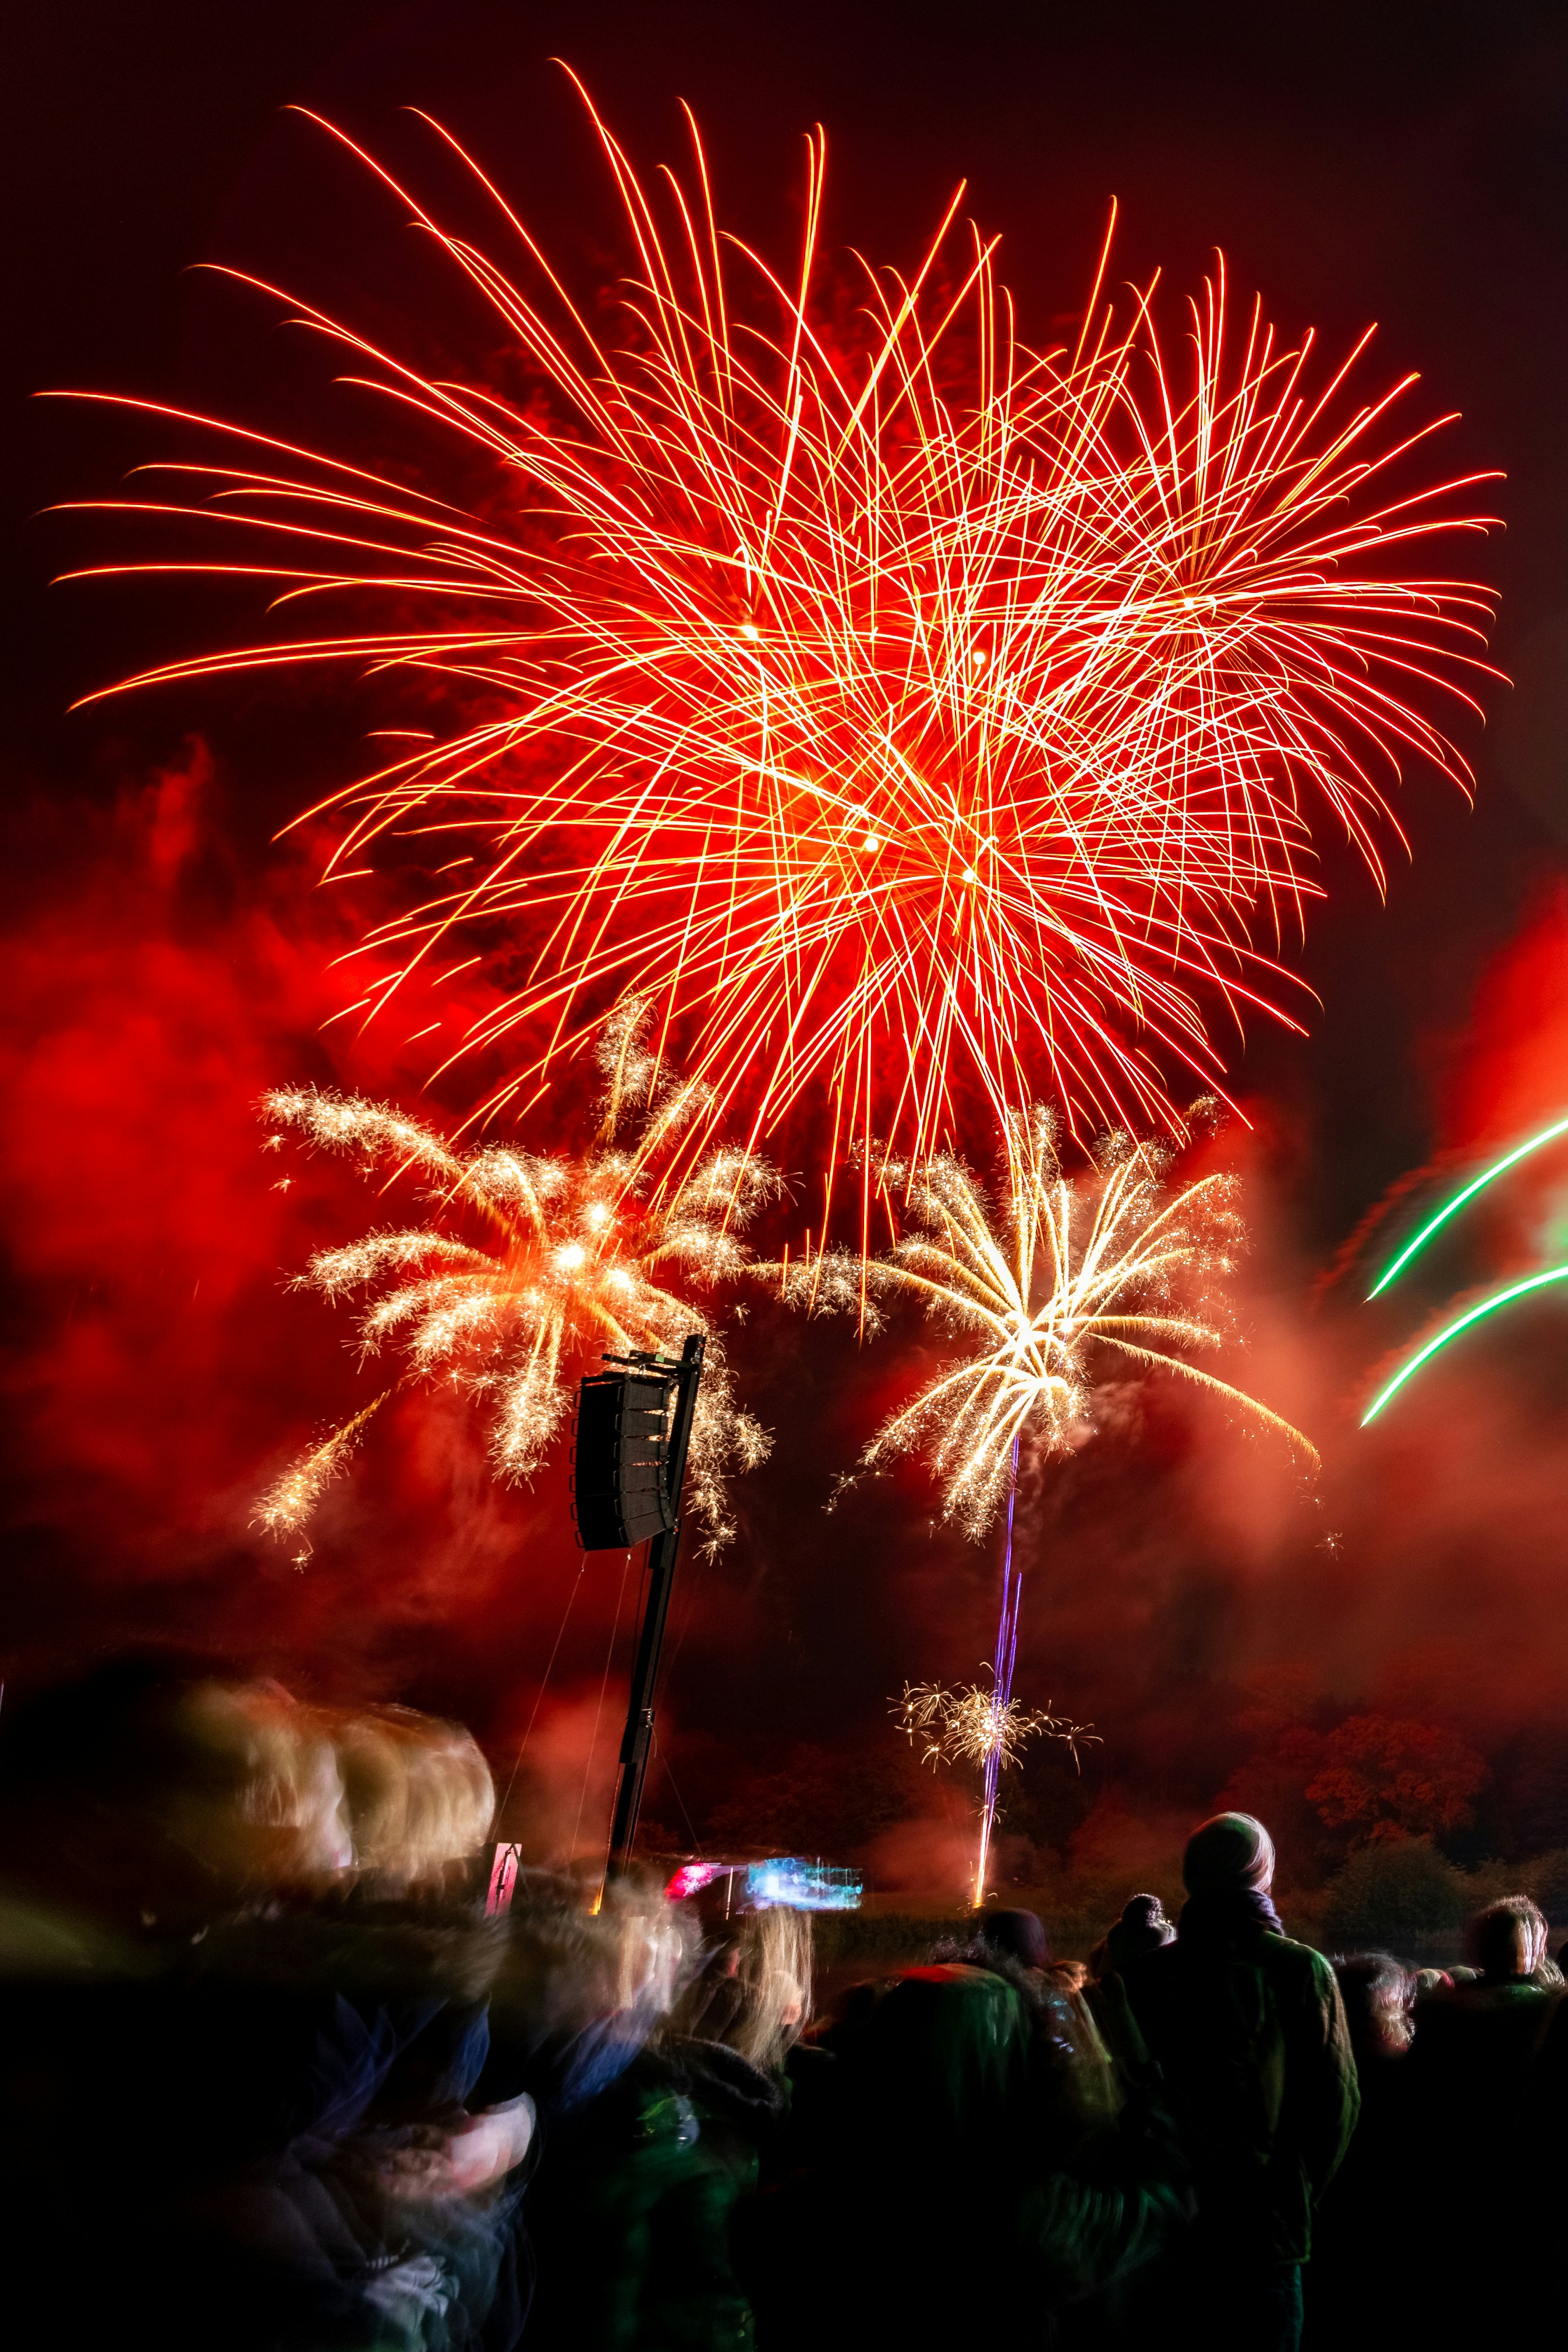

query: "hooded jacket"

left=1122, top=1891, right=1358, bottom=2265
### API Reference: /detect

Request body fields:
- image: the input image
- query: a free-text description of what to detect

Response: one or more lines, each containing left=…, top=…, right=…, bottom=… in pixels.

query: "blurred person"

left=1332, top=1950, right=1414, bottom=2061
left=196, top=1689, right=527, bottom=2352
left=1399, top=1891, right=1562, bottom=2332
left=0, top=1656, right=352, bottom=1940
left=492, top=1873, right=783, bottom=2352
left=477, top=1866, right=652, bottom=2132
left=615, top=1896, right=688, bottom=2019
left=666, top=1924, right=747, bottom=2046
left=1467, top=1891, right=1549, bottom=1984
left=1460, top=1890, right=1562, bottom=1992
left=928, top=1907, right=1197, bottom=2352
left=976, top=1904, right=1051, bottom=1969
left=1525, top=1942, right=1568, bottom=2325
left=668, top=1907, right=815, bottom=2343
left=1080, top=1897, right=1177, bottom=2159
left=715, top=1902, right=811, bottom=2077
left=1307, top=1956, right=1418, bottom=2350
left=933, top=1905, right=1124, bottom=2139
left=1120, top=1812, right=1357, bottom=2352
left=293, top=1701, right=529, bottom=2348
left=335, top=1705, right=494, bottom=1901
left=792, top=1954, right=1190, bottom=2347
left=0, top=1661, right=529, bottom=2351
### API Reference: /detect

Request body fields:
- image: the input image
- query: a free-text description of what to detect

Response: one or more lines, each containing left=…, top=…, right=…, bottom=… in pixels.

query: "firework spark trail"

left=894, top=1671, right=1096, bottom=1897
left=893, top=1678, right=1095, bottom=1775
left=58, top=89, right=1499, bottom=1194
left=841, top=1106, right=1318, bottom=1537
left=253, top=1390, right=392, bottom=1561
left=848, top=1109, right=1311, bottom=1902
left=254, top=1003, right=773, bottom=1548
left=976, top=1431, right=1024, bottom=1904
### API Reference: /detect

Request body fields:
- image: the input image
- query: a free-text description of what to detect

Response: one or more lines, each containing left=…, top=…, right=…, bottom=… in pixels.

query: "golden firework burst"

left=254, top=1004, right=773, bottom=1549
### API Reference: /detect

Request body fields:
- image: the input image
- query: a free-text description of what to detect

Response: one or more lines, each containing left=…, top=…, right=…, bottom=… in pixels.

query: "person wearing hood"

left=1119, top=1812, right=1357, bottom=2352
left=1089, top=1893, right=1175, bottom=1983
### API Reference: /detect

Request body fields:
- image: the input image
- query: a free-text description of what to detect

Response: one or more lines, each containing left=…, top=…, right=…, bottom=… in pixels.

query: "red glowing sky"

left=9, top=2, right=1568, bottom=1863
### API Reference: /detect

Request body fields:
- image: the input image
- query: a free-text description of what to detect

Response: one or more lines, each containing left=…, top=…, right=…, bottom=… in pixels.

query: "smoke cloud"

left=5, top=753, right=1568, bottom=1885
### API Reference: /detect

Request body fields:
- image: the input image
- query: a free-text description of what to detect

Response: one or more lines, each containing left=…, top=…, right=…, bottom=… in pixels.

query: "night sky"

left=8, top=2, right=1568, bottom=1888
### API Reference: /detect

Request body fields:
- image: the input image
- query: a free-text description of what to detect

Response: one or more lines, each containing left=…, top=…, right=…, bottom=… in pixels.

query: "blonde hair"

left=162, top=1681, right=352, bottom=1890
left=335, top=1704, right=494, bottom=1891
left=614, top=1901, right=690, bottom=2015
left=727, top=1906, right=813, bottom=2072
left=1467, top=1894, right=1548, bottom=1982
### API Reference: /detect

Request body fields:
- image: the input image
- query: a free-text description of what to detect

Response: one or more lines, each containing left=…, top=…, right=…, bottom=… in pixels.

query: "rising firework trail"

left=894, top=1661, right=1098, bottom=1905
left=254, top=1003, right=772, bottom=1552
left=1367, top=1110, right=1568, bottom=1297
left=830, top=1109, right=1315, bottom=1899
left=56, top=84, right=1499, bottom=1196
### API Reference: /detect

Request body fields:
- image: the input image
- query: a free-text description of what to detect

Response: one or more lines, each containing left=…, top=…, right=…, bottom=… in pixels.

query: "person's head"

left=0, top=1658, right=353, bottom=1923
left=861, top=1964, right=1035, bottom=2159
left=596, top=1873, right=694, bottom=2019
left=486, top=1871, right=698, bottom=2113
left=1334, top=1951, right=1414, bottom=2058
left=1183, top=1812, right=1276, bottom=1895
left=976, top=1908, right=1050, bottom=1970
left=163, top=1680, right=354, bottom=1891
left=334, top=1704, right=493, bottom=1895
left=1102, top=1893, right=1174, bottom=1976
left=1105, top=1881, right=1175, bottom=1975
left=720, top=1904, right=814, bottom=2073
left=1466, top=1895, right=1548, bottom=1983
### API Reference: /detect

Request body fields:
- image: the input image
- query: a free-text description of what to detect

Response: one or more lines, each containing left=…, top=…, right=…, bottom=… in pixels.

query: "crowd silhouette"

left=0, top=1660, right=1562, bottom=2350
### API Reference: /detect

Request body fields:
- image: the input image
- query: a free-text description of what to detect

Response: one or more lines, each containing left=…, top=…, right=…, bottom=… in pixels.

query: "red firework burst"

left=55, top=80, right=1500, bottom=1190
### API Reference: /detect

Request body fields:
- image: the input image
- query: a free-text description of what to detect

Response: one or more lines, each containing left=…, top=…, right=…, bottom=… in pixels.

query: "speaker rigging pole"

left=571, top=1331, right=705, bottom=1884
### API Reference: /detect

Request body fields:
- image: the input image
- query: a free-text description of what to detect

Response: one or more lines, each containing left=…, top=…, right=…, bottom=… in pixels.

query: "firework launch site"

left=7, top=4, right=1568, bottom=2345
